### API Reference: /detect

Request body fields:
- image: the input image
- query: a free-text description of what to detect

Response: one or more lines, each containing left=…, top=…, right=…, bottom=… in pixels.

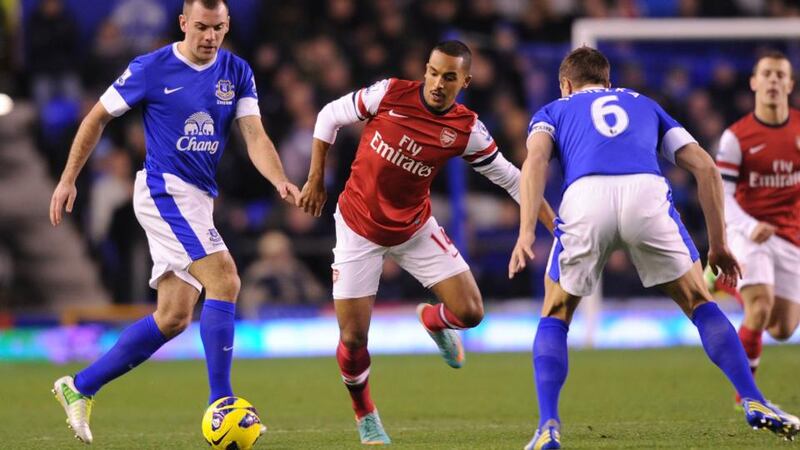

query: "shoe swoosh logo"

left=164, top=86, right=184, bottom=94
left=749, top=144, right=766, bottom=154
left=211, top=428, right=231, bottom=446
left=388, top=109, right=407, bottom=118
left=222, top=345, right=234, bottom=352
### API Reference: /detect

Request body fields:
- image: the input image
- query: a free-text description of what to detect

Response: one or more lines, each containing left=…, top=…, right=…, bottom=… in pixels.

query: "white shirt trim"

left=171, top=42, right=217, bottom=72
left=529, top=121, right=555, bottom=140
left=661, top=127, right=696, bottom=164
left=99, top=86, right=131, bottom=117
left=235, top=97, right=261, bottom=119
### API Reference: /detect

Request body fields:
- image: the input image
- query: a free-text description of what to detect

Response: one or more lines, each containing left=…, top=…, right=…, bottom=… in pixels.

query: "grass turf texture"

left=1, top=346, right=798, bottom=449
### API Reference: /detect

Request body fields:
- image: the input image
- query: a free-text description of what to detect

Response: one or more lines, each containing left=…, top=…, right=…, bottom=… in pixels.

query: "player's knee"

left=459, top=299, right=484, bottom=328
left=339, top=331, right=368, bottom=350
left=767, top=322, right=797, bottom=342
left=156, top=310, right=193, bottom=337
left=208, top=271, right=241, bottom=301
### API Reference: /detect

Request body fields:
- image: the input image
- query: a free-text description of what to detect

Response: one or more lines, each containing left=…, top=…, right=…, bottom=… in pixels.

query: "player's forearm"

left=537, top=200, right=556, bottom=234
left=306, top=138, right=331, bottom=186
left=60, top=115, right=108, bottom=184
left=247, top=134, right=290, bottom=187
left=519, top=153, right=548, bottom=237
left=695, top=166, right=729, bottom=249
left=472, top=152, right=520, bottom=202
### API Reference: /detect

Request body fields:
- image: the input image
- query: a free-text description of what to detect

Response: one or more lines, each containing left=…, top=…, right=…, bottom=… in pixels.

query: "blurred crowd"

left=1, top=0, right=800, bottom=313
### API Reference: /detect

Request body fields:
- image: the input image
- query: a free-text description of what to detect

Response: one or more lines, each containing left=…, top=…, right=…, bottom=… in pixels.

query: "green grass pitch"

left=1, top=346, right=798, bottom=449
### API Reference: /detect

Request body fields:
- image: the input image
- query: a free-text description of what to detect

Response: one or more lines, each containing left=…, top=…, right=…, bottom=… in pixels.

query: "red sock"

left=336, top=341, right=375, bottom=418
left=421, top=303, right=467, bottom=332
left=738, top=326, right=762, bottom=375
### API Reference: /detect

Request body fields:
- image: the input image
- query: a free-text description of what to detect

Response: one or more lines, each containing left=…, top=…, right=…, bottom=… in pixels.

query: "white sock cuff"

left=342, top=367, right=370, bottom=386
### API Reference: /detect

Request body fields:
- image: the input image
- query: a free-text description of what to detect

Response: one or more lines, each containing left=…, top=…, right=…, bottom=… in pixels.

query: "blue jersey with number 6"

left=527, top=87, right=696, bottom=192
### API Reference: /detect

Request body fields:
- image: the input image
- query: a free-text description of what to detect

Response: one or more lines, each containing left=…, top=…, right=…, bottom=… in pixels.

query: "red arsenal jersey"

left=337, top=78, right=497, bottom=246
left=716, top=110, right=800, bottom=247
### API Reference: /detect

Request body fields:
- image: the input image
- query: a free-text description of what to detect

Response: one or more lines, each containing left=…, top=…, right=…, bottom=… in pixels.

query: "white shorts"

left=729, top=229, right=800, bottom=303
left=547, top=174, right=698, bottom=297
left=133, top=170, right=227, bottom=291
left=331, top=207, right=470, bottom=299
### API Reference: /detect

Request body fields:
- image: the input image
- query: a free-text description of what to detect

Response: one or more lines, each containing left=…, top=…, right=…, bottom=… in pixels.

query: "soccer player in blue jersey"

left=508, top=47, right=800, bottom=449
left=48, top=0, right=299, bottom=443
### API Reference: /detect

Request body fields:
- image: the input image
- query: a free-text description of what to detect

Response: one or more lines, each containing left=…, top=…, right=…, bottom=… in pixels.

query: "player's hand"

left=276, top=181, right=301, bottom=206
left=298, top=179, right=327, bottom=217
left=749, top=221, right=776, bottom=244
left=508, top=232, right=536, bottom=279
left=707, top=245, right=742, bottom=289
left=49, top=180, right=77, bottom=226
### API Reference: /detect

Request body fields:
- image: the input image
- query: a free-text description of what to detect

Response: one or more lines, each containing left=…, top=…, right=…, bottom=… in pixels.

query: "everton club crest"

left=215, top=80, right=235, bottom=105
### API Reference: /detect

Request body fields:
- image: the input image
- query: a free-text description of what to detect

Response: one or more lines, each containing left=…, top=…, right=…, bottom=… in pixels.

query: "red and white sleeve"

left=465, top=119, right=520, bottom=202
left=717, top=129, right=758, bottom=235
left=312, top=79, right=391, bottom=144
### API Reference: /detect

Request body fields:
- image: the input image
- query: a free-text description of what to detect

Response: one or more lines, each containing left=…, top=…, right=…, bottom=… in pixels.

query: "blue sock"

left=691, top=302, right=764, bottom=402
left=74, top=315, right=167, bottom=396
left=533, top=317, right=569, bottom=428
left=201, top=299, right=236, bottom=404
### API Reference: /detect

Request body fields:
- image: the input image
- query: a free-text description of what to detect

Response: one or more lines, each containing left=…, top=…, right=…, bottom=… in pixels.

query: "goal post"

left=572, top=18, right=800, bottom=49
left=570, top=18, right=800, bottom=348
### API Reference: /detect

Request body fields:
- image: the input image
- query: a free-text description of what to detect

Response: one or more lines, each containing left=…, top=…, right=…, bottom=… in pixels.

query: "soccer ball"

left=202, top=396, right=263, bottom=450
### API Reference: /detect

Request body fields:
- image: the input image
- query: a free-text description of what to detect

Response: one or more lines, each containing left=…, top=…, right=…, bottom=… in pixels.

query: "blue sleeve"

left=238, top=61, right=258, bottom=101
left=100, top=57, right=147, bottom=116
left=653, top=100, right=682, bottom=139
left=113, top=58, right=147, bottom=107
left=234, top=60, right=261, bottom=118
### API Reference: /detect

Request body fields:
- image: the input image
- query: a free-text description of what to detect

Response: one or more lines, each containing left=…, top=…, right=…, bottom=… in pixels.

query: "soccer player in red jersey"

left=715, top=51, right=800, bottom=409
left=298, top=40, right=555, bottom=444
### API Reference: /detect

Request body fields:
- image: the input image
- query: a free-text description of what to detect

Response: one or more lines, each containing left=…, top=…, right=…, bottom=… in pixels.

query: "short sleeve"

left=352, top=78, right=390, bottom=120
left=236, top=63, right=260, bottom=119
left=100, top=58, right=146, bottom=117
left=654, top=101, right=696, bottom=164
left=462, top=118, right=498, bottom=165
left=527, top=105, right=556, bottom=141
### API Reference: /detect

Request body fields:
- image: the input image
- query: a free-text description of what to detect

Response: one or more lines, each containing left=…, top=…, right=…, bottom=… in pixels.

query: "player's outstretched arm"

left=509, top=132, right=553, bottom=279
left=298, top=138, right=330, bottom=217
left=470, top=150, right=556, bottom=234
left=237, top=115, right=300, bottom=206
left=675, top=143, right=742, bottom=286
left=50, top=102, right=114, bottom=226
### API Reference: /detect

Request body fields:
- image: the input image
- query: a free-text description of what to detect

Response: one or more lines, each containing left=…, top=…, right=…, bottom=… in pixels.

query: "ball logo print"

left=440, top=127, right=457, bottom=147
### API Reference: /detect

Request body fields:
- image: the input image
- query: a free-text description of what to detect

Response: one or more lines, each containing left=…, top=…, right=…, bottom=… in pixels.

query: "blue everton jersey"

left=528, top=87, right=695, bottom=191
left=100, top=43, right=260, bottom=197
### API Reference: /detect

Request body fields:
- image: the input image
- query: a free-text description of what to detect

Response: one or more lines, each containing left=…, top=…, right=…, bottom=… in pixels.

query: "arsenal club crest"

left=440, top=127, right=457, bottom=147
